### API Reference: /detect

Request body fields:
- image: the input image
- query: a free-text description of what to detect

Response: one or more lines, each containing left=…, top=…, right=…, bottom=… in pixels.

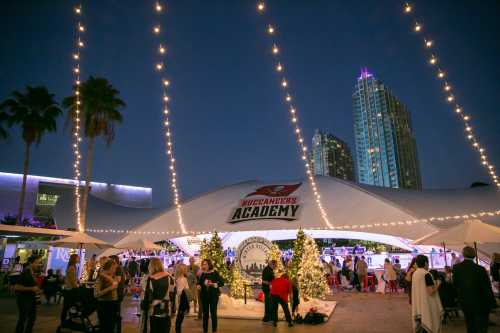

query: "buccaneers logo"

left=246, top=183, right=302, bottom=198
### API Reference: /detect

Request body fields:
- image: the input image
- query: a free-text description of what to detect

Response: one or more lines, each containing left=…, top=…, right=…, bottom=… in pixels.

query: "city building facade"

left=310, top=129, right=355, bottom=181
left=353, top=69, right=421, bottom=189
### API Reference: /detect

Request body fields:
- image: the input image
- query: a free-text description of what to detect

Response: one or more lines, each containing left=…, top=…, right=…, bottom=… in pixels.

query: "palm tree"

left=0, top=86, right=62, bottom=224
left=63, top=76, right=125, bottom=230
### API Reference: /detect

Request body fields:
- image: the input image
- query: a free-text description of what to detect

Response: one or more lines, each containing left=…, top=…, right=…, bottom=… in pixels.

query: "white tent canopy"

left=88, top=177, right=500, bottom=255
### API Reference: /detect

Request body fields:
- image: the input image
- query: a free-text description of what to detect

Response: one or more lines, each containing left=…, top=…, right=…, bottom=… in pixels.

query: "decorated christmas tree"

left=289, top=228, right=306, bottom=280
left=199, top=238, right=209, bottom=262
left=297, top=236, right=329, bottom=299
left=266, top=243, right=284, bottom=273
left=203, top=231, right=230, bottom=282
left=229, top=264, right=253, bottom=299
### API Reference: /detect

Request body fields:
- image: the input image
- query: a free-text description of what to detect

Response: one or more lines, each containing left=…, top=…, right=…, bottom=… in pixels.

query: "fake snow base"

left=188, top=295, right=336, bottom=320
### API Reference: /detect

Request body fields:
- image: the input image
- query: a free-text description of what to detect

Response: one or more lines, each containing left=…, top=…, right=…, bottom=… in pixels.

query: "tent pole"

left=443, top=242, right=447, bottom=266
left=474, top=241, right=479, bottom=264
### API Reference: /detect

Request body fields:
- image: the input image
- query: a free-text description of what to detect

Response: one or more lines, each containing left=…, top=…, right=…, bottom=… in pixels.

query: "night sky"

left=1, top=0, right=499, bottom=207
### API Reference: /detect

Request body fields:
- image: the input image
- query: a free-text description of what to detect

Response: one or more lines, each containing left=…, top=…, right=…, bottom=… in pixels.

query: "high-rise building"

left=353, top=68, right=421, bottom=190
left=310, top=129, right=354, bottom=181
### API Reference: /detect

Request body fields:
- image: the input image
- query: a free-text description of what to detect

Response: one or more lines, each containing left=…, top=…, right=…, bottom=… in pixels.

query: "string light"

left=71, top=4, right=84, bottom=232
left=84, top=208, right=500, bottom=235
left=152, top=2, right=187, bottom=234
left=255, top=2, right=334, bottom=229
left=404, top=2, right=500, bottom=188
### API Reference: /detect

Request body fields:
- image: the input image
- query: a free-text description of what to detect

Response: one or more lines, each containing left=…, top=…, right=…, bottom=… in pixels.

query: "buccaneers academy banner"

left=228, top=183, right=302, bottom=224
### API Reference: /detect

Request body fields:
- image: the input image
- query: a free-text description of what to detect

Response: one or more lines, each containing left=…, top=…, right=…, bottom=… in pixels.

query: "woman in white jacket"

left=175, top=264, right=190, bottom=333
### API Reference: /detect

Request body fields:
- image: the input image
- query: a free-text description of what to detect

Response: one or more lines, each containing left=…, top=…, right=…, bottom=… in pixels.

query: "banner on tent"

left=228, top=183, right=302, bottom=224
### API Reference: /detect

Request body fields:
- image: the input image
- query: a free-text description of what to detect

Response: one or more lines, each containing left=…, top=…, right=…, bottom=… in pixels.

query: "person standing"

left=175, top=264, right=190, bottom=333
left=14, top=255, right=41, bottom=333
left=110, top=255, right=126, bottom=333
left=451, top=253, right=461, bottom=267
left=490, top=252, right=500, bottom=297
left=60, top=254, right=79, bottom=326
left=453, top=246, right=496, bottom=333
left=261, top=259, right=276, bottom=323
left=148, top=258, right=175, bottom=333
left=9, top=256, right=23, bottom=295
left=356, top=256, right=368, bottom=291
left=187, top=257, right=200, bottom=317
left=411, top=255, right=443, bottom=333
left=94, top=259, right=119, bottom=333
left=270, top=271, right=293, bottom=327
left=405, top=257, right=417, bottom=304
left=128, top=256, right=139, bottom=279
left=384, top=258, right=397, bottom=293
left=198, top=259, right=224, bottom=333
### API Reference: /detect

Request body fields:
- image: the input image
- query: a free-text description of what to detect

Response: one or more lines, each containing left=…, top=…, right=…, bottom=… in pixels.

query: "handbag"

left=140, top=278, right=152, bottom=311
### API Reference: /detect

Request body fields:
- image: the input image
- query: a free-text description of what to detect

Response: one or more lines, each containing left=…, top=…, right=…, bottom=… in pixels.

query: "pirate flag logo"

left=246, top=183, right=302, bottom=198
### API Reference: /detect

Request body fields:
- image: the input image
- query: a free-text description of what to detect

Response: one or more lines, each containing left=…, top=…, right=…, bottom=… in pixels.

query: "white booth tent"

left=107, top=177, right=500, bottom=256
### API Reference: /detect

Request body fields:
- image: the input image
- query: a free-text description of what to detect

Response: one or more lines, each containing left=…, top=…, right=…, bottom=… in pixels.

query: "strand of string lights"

left=255, top=2, right=334, bottom=229
left=72, top=4, right=85, bottom=232
left=403, top=3, right=499, bottom=188
left=152, top=1, right=187, bottom=234
left=84, top=208, right=500, bottom=235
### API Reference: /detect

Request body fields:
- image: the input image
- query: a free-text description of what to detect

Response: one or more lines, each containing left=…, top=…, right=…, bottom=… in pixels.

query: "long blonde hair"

left=175, top=263, right=187, bottom=279
left=148, top=257, right=164, bottom=275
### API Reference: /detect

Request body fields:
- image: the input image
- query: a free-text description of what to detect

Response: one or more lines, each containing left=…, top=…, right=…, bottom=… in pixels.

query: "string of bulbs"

left=84, top=208, right=500, bottom=236
left=256, top=1, right=334, bottom=229
left=403, top=2, right=499, bottom=189
left=152, top=1, right=187, bottom=234
left=72, top=4, right=84, bottom=232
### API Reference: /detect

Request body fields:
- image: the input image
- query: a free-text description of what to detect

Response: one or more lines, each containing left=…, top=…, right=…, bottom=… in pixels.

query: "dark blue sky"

left=1, top=0, right=499, bottom=207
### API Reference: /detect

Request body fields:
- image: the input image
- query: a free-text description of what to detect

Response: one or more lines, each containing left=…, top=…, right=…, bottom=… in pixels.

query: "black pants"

left=263, top=290, right=272, bottom=321
left=175, top=309, right=186, bottom=333
left=115, top=300, right=123, bottom=333
left=16, top=297, right=36, bottom=333
left=463, top=310, right=489, bottom=333
left=201, top=295, right=218, bottom=333
left=271, top=295, right=292, bottom=324
left=97, top=301, right=119, bottom=333
left=197, top=290, right=203, bottom=319
left=150, top=315, right=171, bottom=333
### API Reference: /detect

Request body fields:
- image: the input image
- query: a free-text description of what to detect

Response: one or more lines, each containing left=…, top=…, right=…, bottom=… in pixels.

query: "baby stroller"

left=57, top=285, right=99, bottom=333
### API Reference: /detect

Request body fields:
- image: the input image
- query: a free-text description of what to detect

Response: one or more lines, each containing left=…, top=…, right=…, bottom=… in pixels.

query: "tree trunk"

left=80, top=136, right=95, bottom=231
left=17, top=142, right=31, bottom=225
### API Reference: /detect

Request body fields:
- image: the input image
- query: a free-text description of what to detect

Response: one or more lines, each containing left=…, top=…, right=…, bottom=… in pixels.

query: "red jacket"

left=270, top=276, right=291, bottom=302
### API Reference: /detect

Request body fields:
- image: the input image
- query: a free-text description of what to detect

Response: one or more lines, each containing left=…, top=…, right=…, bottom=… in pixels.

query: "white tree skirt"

left=187, top=295, right=336, bottom=320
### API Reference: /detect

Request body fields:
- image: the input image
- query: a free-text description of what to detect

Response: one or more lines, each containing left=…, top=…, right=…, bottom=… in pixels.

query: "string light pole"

left=152, top=1, right=187, bottom=234
left=72, top=4, right=85, bottom=232
left=256, top=2, right=334, bottom=229
left=403, top=2, right=499, bottom=188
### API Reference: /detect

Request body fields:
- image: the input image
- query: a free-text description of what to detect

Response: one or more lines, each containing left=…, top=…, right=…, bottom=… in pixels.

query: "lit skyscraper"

left=353, top=69, right=421, bottom=189
left=310, top=129, right=354, bottom=181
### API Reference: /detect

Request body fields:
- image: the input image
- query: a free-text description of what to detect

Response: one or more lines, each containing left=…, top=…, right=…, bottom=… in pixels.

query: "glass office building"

left=353, top=69, right=421, bottom=190
left=310, top=129, right=354, bottom=181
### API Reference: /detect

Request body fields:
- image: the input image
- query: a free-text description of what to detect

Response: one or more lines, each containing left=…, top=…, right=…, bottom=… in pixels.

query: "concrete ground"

left=0, top=291, right=498, bottom=332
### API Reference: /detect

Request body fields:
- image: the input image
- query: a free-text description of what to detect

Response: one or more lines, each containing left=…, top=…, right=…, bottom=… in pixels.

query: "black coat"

left=452, top=259, right=496, bottom=313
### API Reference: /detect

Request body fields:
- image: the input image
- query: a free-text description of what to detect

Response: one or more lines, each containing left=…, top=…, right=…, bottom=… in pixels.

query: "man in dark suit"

left=452, top=246, right=496, bottom=333
left=261, top=260, right=276, bottom=323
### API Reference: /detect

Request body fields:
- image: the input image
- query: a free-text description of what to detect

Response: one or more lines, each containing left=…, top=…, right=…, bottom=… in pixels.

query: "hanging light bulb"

left=281, top=79, right=287, bottom=87
left=159, top=45, right=166, bottom=54
left=268, top=25, right=275, bottom=34
left=429, top=56, right=437, bottom=65
left=404, top=3, right=412, bottom=13
left=425, top=39, right=433, bottom=48
left=257, top=2, right=265, bottom=12
left=153, top=25, right=160, bottom=34
left=276, top=62, right=283, bottom=72
left=155, top=2, right=162, bottom=12
left=272, top=44, right=279, bottom=54
left=414, top=22, right=422, bottom=32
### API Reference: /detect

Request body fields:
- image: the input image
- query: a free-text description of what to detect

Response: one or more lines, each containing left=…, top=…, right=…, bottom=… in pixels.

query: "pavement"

left=0, top=291, right=498, bottom=332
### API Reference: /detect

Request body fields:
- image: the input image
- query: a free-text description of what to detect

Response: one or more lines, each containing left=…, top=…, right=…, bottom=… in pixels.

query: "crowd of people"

left=7, top=246, right=500, bottom=333
left=10, top=253, right=225, bottom=333
left=406, top=247, right=497, bottom=333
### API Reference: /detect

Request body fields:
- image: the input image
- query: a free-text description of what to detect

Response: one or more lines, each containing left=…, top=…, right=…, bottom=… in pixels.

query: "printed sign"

left=228, top=183, right=302, bottom=224
left=236, top=236, right=273, bottom=282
